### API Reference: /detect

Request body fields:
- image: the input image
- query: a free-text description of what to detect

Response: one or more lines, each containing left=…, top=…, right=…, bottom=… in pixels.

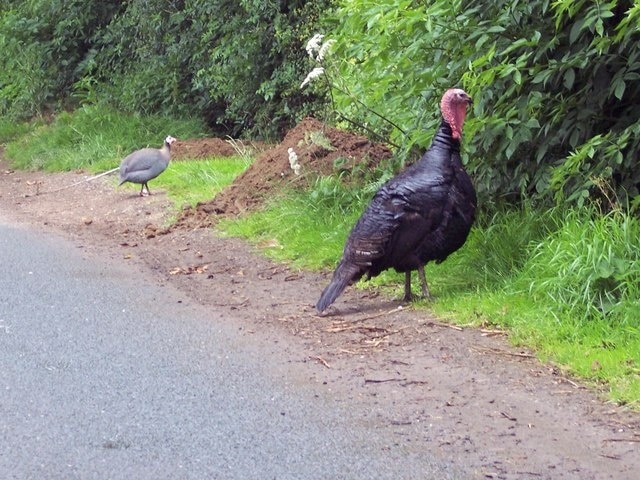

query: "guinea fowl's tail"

left=316, top=260, right=362, bottom=313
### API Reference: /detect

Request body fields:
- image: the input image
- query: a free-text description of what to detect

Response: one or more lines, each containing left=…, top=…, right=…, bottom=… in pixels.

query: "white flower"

left=288, top=147, right=298, bottom=167
left=300, top=67, right=325, bottom=89
left=305, top=33, right=324, bottom=58
left=317, top=39, right=335, bottom=62
left=287, top=147, right=301, bottom=175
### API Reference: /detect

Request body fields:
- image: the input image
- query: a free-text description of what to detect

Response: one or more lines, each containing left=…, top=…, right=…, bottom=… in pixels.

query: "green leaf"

left=563, top=68, right=575, bottom=89
left=486, top=25, right=506, bottom=34
left=595, top=18, right=604, bottom=36
left=569, top=19, right=584, bottom=44
left=614, top=79, right=626, bottom=100
left=513, top=69, right=522, bottom=85
left=526, top=118, right=541, bottom=129
left=532, top=69, right=551, bottom=85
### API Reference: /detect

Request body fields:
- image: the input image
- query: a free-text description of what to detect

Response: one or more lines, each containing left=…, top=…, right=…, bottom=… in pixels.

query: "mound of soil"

left=172, top=138, right=237, bottom=159
left=177, top=117, right=392, bottom=226
left=172, top=137, right=270, bottom=161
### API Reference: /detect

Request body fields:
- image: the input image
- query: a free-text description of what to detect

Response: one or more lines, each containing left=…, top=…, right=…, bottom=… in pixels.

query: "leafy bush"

left=0, top=0, right=332, bottom=140
left=184, top=0, right=333, bottom=138
left=325, top=0, right=640, bottom=208
left=0, top=0, right=121, bottom=117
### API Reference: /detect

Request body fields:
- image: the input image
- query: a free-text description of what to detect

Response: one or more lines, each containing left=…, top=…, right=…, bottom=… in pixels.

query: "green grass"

left=0, top=117, right=35, bottom=144
left=4, top=104, right=206, bottom=172
left=151, top=157, right=252, bottom=209
left=220, top=176, right=369, bottom=269
left=220, top=180, right=640, bottom=407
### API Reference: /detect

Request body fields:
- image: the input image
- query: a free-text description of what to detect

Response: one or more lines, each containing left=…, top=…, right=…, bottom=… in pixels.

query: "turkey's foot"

left=402, top=268, right=433, bottom=302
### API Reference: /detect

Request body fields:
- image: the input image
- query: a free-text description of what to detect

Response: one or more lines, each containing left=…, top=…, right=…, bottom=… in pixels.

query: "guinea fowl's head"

left=440, top=88, right=473, bottom=141
left=165, top=135, right=177, bottom=148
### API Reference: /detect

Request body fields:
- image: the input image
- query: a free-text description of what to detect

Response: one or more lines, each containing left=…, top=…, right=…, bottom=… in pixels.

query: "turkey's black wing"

left=343, top=163, right=452, bottom=276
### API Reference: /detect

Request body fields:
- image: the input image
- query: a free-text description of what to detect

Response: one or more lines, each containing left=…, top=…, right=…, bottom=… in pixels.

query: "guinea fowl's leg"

left=403, top=271, right=413, bottom=302
left=140, top=182, right=151, bottom=196
left=417, top=265, right=432, bottom=300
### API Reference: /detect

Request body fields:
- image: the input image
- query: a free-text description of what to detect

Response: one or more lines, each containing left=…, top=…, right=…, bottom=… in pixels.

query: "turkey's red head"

left=440, top=88, right=473, bottom=141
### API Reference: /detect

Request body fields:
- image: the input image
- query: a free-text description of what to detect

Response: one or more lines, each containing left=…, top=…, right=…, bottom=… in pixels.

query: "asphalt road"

left=0, top=219, right=465, bottom=479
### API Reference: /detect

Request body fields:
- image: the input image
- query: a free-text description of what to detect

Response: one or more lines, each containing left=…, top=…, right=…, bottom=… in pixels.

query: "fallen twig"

left=390, top=420, right=412, bottom=426
left=599, top=453, right=622, bottom=460
left=557, top=376, right=582, bottom=388
left=309, top=356, right=330, bottom=368
left=364, top=377, right=407, bottom=384
left=368, top=328, right=404, bottom=339
left=501, top=411, right=517, bottom=422
left=401, top=380, right=429, bottom=386
left=603, top=438, right=640, bottom=443
left=327, top=306, right=405, bottom=326
left=426, top=320, right=464, bottom=331
left=480, top=328, right=507, bottom=336
left=471, top=346, right=534, bottom=359
left=211, top=299, right=249, bottom=308
left=37, top=167, right=119, bottom=195
left=338, top=348, right=358, bottom=355
left=324, top=324, right=390, bottom=334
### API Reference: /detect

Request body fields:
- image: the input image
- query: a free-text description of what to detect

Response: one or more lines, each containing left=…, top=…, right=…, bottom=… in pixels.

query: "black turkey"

left=119, top=136, right=176, bottom=196
left=316, top=88, right=476, bottom=313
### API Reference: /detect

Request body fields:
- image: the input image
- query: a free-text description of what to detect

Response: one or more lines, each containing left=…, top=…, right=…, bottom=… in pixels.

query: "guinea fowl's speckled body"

left=316, top=90, right=476, bottom=313
left=119, top=136, right=176, bottom=196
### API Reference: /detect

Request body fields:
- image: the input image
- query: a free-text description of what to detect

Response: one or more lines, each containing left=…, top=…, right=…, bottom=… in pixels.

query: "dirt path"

left=1, top=162, right=639, bottom=479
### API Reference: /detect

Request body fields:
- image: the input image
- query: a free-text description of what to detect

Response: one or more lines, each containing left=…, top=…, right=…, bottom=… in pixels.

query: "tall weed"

left=427, top=206, right=558, bottom=293
left=520, top=210, right=640, bottom=326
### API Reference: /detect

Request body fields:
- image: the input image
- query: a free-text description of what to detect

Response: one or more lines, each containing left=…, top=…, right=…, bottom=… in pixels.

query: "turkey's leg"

left=417, top=265, right=432, bottom=300
left=403, top=271, right=413, bottom=302
left=404, top=267, right=432, bottom=302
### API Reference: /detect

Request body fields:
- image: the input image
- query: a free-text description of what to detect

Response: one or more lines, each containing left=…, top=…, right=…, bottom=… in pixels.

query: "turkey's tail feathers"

left=316, top=261, right=362, bottom=313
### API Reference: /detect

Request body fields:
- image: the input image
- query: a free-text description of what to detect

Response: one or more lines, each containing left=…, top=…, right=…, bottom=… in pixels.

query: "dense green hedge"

left=0, top=0, right=120, bottom=118
left=323, top=0, right=640, bottom=208
left=0, top=0, right=331, bottom=139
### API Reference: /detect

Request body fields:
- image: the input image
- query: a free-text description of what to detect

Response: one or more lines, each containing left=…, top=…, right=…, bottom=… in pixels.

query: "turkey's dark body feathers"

left=316, top=121, right=476, bottom=312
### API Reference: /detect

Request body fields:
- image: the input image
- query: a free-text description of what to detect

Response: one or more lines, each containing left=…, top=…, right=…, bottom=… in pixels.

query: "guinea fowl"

left=119, top=136, right=176, bottom=196
left=316, top=88, right=476, bottom=313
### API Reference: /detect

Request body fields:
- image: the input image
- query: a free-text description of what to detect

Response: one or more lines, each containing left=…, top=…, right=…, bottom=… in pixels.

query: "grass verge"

left=152, top=156, right=252, bottom=209
left=220, top=180, right=640, bottom=408
left=4, top=104, right=206, bottom=172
